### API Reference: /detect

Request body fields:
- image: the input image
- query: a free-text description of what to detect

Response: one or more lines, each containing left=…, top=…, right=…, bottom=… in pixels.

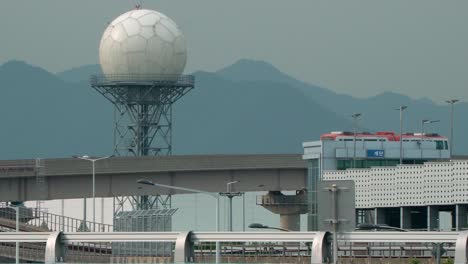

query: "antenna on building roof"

left=130, top=0, right=143, bottom=9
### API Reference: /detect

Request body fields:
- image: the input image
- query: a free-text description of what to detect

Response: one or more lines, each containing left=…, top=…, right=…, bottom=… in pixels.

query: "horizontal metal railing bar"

left=62, top=232, right=181, bottom=242
left=0, top=232, right=319, bottom=243
left=339, top=231, right=459, bottom=243
left=0, top=231, right=462, bottom=243
left=90, top=74, right=195, bottom=79
left=192, top=232, right=319, bottom=242
left=0, top=232, right=50, bottom=242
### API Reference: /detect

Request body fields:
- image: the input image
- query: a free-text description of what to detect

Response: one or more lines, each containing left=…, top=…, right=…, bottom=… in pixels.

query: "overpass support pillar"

left=280, top=214, right=300, bottom=232
left=428, top=205, right=440, bottom=231
left=258, top=191, right=308, bottom=231
left=456, top=204, right=468, bottom=231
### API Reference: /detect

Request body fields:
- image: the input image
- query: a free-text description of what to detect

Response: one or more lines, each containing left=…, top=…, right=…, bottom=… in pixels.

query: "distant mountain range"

left=0, top=59, right=466, bottom=159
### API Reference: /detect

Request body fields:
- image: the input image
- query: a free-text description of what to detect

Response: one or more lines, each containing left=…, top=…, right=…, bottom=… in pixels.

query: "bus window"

left=436, top=140, right=444, bottom=150
left=444, top=141, right=449, bottom=150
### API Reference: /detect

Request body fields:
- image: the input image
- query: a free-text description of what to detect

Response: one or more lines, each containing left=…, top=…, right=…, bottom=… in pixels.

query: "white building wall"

left=323, top=160, right=467, bottom=208
left=453, top=160, right=468, bottom=204
left=397, top=165, right=425, bottom=206
left=370, top=167, right=397, bottom=208
left=424, top=162, right=453, bottom=205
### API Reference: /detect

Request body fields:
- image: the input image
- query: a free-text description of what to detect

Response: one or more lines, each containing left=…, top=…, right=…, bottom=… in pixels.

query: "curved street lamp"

left=137, top=179, right=221, bottom=264
left=248, top=222, right=290, bottom=232
left=76, top=155, right=112, bottom=231
left=355, top=223, right=407, bottom=232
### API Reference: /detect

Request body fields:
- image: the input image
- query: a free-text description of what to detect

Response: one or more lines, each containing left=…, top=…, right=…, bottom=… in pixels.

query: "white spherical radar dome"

left=99, top=9, right=187, bottom=80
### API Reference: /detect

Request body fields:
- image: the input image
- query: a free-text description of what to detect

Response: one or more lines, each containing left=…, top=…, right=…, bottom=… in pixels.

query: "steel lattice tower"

left=90, top=74, right=194, bottom=211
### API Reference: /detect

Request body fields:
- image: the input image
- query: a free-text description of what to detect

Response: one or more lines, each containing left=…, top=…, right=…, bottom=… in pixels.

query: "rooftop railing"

left=90, top=74, right=195, bottom=87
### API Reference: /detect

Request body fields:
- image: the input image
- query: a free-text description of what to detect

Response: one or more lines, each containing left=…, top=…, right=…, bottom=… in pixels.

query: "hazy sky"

left=1, top=1, right=467, bottom=101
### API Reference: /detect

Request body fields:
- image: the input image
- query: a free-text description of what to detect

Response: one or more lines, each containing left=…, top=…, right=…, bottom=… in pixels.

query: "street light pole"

left=6, top=204, right=20, bottom=264
left=421, top=120, right=440, bottom=142
left=92, top=160, right=95, bottom=229
left=330, top=184, right=338, bottom=264
left=421, top=119, right=440, bottom=159
left=15, top=206, right=19, bottom=264
left=351, top=113, right=362, bottom=168
left=137, top=179, right=221, bottom=264
left=101, top=197, right=105, bottom=231
left=396, top=106, right=408, bottom=164
left=77, top=155, right=112, bottom=231
left=227, top=181, right=237, bottom=231
left=242, top=194, right=245, bottom=232
left=83, top=198, right=87, bottom=231
left=421, top=119, right=429, bottom=158
left=219, top=181, right=242, bottom=232
left=446, top=99, right=459, bottom=157
left=421, top=119, right=428, bottom=140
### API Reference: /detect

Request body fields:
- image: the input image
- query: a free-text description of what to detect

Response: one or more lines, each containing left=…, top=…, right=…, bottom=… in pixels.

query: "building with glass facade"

left=302, top=131, right=450, bottom=231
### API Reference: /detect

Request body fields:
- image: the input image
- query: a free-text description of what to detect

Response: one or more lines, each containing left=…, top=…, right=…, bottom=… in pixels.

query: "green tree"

left=443, top=258, right=454, bottom=264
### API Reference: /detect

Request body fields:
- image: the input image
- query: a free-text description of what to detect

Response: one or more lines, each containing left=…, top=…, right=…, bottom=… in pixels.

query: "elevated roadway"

left=0, top=154, right=307, bottom=202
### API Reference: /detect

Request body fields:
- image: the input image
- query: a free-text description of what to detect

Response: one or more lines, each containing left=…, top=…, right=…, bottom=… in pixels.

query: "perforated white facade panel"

left=323, top=160, right=468, bottom=208
left=453, top=161, right=468, bottom=204
left=397, top=165, right=425, bottom=206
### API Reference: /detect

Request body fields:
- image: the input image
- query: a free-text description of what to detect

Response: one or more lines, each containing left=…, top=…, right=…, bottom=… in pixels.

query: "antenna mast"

left=131, top=0, right=143, bottom=9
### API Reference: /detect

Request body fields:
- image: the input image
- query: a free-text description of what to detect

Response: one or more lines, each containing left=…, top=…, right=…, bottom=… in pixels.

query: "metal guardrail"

left=0, top=164, right=35, bottom=175
left=0, top=205, right=112, bottom=232
left=256, top=195, right=308, bottom=206
left=62, top=232, right=180, bottom=243
left=192, top=232, right=318, bottom=242
left=1, top=231, right=468, bottom=264
left=0, top=232, right=50, bottom=242
left=0, top=231, right=328, bottom=264
left=340, top=231, right=459, bottom=243
left=90, top=74, right=195, bottom=87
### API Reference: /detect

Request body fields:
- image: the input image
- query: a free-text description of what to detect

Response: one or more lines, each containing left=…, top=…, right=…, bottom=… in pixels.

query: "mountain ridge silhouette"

left=0, top=59, right=466, bottom=159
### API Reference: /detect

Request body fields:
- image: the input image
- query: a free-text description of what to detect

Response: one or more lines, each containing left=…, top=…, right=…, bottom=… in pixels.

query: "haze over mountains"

left=0, top=59, right=466, bottom=160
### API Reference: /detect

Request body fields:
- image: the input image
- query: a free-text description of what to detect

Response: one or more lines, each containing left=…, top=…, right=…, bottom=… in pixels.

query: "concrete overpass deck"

left=0, top=154, right=307, bottom=202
